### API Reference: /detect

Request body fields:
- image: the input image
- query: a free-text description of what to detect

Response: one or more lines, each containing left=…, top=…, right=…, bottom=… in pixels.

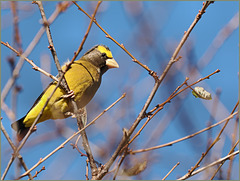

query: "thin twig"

left=10, top=1, right=23, bottom=54
left=69, top=1, right=102, bottom=64
left=1, top=101, right=16, bottom=121
left=203, top=89, right=221, bottom=170
left=149, top=77, right=189, bottom=114
left=227, top=101, right=239, bottom=179
left=179, top=100, right=239, bottom=180
left=19, top=93, right=126, bottom=179
left=129, top=69, right=219, bottom=147
left=1, top=122, right=33, bottom=180
left=4, top=68, right=69, bottom=179
left=210, top=102, right=239, bottom=180
left=210, top=139, right=239, bottom=180
left=1, top=1, right=69, bottom=103
left=226, top=115, right=239, bottom=179
left=10, top=1, right=23, bottom=128
left=149, top=69, right=220, bottom=116
left=162, top=162, right=180, bottom=180
left=177, top=150, right=239, bottom=180
left=34, top=1, right=102, bottom=177
left=128, top=106, right=161, bottom=146
left=1, top=41, right=58, bottom=82
left=91, top=1, right=214, bottom=179
left=130, top=111, right=238, bottom=154
left=32, top=166, right=45, bottom=179
left=70, top=143, right=87, bottom=157
left=112, top=148, right=128, bottom=180
left=128, top=77, right=189, bottom=145
left=72, top=1, right=156, bottom=77
left=1, top=2, right=72, bottom=179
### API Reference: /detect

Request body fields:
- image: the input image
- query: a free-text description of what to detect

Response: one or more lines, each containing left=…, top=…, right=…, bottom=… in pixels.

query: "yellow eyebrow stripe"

left=97, top=45, right=113, bottom=58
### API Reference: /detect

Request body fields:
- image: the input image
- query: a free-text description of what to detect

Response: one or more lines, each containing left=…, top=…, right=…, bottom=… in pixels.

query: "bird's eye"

left=101, top=52, right=107, bottom=58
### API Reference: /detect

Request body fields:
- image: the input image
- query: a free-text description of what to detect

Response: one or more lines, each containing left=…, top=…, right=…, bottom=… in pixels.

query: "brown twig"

left=170, top=1, right=214, bottom=63
left=10, top=1, right=23, bottom=54
left=73, top=132, right=82, bottom=149
left=162, top=162, right=180, bottom=180
left=177, top=150, right=239, bottom=180
left=1, top=41, right=58, bottom=82
left=1, top=99, right=16, bottom=121
left=7, top=67, right=69, bottom=179
left=33, top=1, right=64, bottom=79
left=129, top=69, right=219, bottom=147
left=70, top=143, right=87, bottom=157
left=149, top=77, right=189, bottom=114
left=1, top=122, right=33, bottom=180
left=69, top=1, right=102, bottom=64
left=19, top=128, right=80, bottom=179
left=202, top=88, right=221, bottom=178
left=4, top=13, right=83, bottom=173
left=151, top=69, right=220, bottom=116
left=210, top=139, right=239, bottom=180
left=167, top=69, right=220, bottom=102
left=130, top=111, right=238, bottom=154
left=32, top=166, right=45, bottom=179
left=112, top=148, right=128, bottom=180
left=90, top=1, right=214, bottom=179
left=9, top=59, right=75, bottom=167
left=1, top=1, right=69, bottom=103
left=34, top=1, right=102, bottom=177
left=72, top=1, right=156, bottom=78
left=19, top=93, right=126, bottom=179
left=1, top=2, right=72, bottom=179
left=179, top=100, right=239, bottom=180
left=226, top=114, right=239, bottom=179
left=10, top=2, right=22, bottom=126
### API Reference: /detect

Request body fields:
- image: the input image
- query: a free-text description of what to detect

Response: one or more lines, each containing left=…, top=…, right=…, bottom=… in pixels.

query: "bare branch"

left=92, top=1, right=214, bottom=179
left=72, top=1, right=155, bottom=77
left=177, top=150, right=239, bottom=180
left=130, top=111, right=238, bottom=154
left=1, top=41, right=58, bottom=82
left=162, top=162, right=180, bottom=180
left=1, top=1, right=68, bottom=103
left=19, top=93, right=126, bottom=179
left=211, top=139, right=239, bottom=180
left=34, top=1, right=101, bottom=177
left=69, top=1, right=102, bottom=64
left=178, top=100, right=239, bottom=179
left=1, top=122, right=33, bottom=180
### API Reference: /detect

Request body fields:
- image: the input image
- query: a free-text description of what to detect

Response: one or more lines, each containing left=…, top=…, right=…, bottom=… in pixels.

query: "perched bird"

left=11, top=45, right=119, bottom=141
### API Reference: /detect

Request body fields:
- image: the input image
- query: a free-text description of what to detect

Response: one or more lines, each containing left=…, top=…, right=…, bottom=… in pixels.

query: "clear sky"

left=1, top=1, right=239, bottom=180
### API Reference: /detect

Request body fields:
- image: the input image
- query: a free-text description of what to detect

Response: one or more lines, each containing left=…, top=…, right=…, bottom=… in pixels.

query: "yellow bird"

left=11, top=45, right=119, bottom=141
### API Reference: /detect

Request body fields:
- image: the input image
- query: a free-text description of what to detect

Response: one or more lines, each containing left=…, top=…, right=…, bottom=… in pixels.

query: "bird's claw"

left=61, top=90, right=75, bottom=99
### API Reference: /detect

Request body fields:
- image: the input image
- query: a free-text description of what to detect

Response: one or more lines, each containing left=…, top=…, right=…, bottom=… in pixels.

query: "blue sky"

left=1, top=1, right=239, bottom=180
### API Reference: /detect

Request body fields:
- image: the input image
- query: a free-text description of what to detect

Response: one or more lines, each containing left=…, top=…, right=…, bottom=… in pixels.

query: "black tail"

left=11, top=117, right=30, bottom=142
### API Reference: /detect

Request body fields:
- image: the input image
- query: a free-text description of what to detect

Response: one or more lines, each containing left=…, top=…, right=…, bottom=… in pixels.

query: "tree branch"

left=177, top=150, right=239, bottom=180
left=92, top=1, right=214, bottom=179
left=19, top=93, right=125, bottom=179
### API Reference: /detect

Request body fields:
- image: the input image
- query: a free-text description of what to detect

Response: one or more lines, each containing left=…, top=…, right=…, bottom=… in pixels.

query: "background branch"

left=94, top=1, right=215, bottom=179
left=1, top=1, right=238, bottom=180
left=34, top=1, right=101, bottom=177
left=177, top=150, right=239, bottom=180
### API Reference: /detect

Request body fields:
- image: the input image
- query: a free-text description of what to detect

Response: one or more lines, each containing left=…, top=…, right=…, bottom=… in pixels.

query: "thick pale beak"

left=106, top=58, right=119, bottom=69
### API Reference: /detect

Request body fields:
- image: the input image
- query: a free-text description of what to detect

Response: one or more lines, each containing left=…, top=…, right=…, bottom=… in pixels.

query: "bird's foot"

left=61, top=90, right=75, bottom=99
